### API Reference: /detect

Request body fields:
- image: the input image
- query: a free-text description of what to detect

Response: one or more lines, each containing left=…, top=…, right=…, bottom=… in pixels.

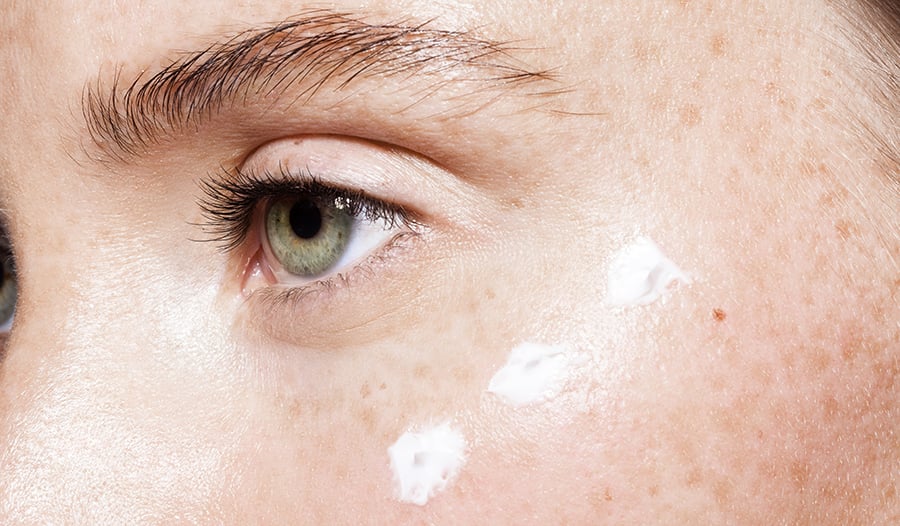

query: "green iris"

left=0, top=250, right=16, bottom=327
left=265, top=194, right=353, bottom=276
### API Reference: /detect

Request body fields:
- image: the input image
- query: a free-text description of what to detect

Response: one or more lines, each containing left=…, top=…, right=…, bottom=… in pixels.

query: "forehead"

left=0, top=0, right=855, bottom=181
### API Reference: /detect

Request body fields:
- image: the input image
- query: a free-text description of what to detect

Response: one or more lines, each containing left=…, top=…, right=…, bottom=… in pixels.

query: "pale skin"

left=0, top=0, right=897, bottom=524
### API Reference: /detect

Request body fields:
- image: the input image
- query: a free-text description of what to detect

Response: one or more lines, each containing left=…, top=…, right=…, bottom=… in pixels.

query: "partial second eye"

left=0, top=239, right=16, bottom=334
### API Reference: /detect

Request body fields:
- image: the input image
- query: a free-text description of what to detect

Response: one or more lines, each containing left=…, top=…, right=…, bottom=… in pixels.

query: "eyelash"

left=197, top=166, right=417, bottom=254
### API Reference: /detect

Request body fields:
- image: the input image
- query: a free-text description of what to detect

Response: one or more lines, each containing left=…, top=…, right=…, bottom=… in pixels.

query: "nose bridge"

left=0, top=311, right=147, bottom=519
left=0, top=263, right=239, bottom=522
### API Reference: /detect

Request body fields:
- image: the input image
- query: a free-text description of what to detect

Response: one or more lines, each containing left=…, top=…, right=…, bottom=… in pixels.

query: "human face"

left=0, top=0, right=896, bottom=523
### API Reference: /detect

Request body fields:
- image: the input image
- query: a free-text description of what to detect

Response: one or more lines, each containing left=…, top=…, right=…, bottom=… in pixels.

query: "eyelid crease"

left=194, top=166, right=419, bottom=253
left=82, top=9, right=559, bottom=161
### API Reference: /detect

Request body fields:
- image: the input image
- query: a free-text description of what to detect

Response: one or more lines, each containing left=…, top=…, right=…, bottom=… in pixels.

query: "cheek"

left=0, top=223, right=255, bottom=520
left=0, top=301, right=247, bottom=522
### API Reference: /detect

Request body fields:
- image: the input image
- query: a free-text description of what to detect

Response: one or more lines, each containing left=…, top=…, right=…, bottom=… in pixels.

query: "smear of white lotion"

left=606, top=236, right=691, bottom=306
left=487, top=342, right=571, bottom=406
left=388, top=423, right=467, bottom=506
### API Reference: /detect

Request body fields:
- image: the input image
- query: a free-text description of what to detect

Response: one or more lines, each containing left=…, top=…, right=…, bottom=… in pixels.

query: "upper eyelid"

left=81, top=10, right=558, bottom=162
left=195, top=167, right=416, bottom=253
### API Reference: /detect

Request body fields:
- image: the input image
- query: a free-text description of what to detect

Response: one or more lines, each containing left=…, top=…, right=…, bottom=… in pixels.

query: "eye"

left=198, top=166, right=418, bottom=295
left=0, top=239, right=16, bottom=334
left=263, top=191, right=400, bottom=280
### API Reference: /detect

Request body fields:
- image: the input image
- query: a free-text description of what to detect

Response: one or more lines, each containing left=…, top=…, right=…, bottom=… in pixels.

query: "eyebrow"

left=82, top=10, right=558, bottom=161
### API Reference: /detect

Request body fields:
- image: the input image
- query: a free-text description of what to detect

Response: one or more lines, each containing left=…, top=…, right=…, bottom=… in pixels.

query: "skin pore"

left=0, top=0, right=897, bottom=524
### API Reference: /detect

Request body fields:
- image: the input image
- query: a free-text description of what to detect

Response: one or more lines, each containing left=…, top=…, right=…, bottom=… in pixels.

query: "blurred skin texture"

left=0, top=0, right=897, bottom=524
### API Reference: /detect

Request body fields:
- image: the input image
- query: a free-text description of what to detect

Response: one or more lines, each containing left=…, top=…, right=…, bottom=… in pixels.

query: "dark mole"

left=713, top=308, right=727, bottom=321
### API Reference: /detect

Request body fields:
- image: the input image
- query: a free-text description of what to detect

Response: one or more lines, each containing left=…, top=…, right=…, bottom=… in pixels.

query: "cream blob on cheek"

left=487, top=342, right=573, bottom=406
left=388, top=423, right=467, bottom=506
left=606, top=236, right=691, bottom=306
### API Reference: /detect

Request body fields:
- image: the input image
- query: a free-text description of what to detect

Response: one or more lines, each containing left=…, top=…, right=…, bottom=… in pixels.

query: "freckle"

left=632, top=39, right=662, bottom=66
left=790, top=460, right=811, bottom=488
left=822, top=396, right=839, bottom=422
left=589, top=488, right=614, bottom=512
left=818, top=189, right=845, bottom=208
left=379, top=382, right=387, bottom=391
left=679, top=104, right=702, bottom=127
left=712, top=308, right=726, bottom=321
left=413, top=364, right=431, bottom=379
left=810, top=348, right=831, bottom=373
left=635, top=151, right=651, bottom=168
left=686, top=467, right=703, bottom=487
left=360, top=382, right=372, bottom=399
left=713, top=480, right=731, bottom=505
left=485, top=288, right=496, bottom=300
left=451, top=366, right=473, bottom=383
left=799, top=159, right=817, bottom=177
left=289, top=400, right=304, bottom=418
left=835, top=219, right=855, bottom=240
left=841, top=343, right=858, bottom=362
left=358, top=407, right=377, bottom=434
left=507, top=197, right=524, bottom=209
left=317, top=436, right=337, bottom=456
left=710, top=34, right=727, bottom=57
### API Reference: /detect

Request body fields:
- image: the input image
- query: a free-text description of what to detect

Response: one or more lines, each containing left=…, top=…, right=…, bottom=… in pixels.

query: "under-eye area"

left=185, top=134, right=491, bottom=344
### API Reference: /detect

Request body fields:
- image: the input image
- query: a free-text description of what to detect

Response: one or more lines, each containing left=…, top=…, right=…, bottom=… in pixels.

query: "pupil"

left=289, top=199, right=323, bottom=239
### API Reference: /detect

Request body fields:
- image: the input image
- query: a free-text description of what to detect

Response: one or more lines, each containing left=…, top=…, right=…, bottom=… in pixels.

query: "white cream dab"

left=488, top=342, right=571, bottom=406
left=606, top=236, right=691, bottom=306
left=388, top=422, right=467, bottom=506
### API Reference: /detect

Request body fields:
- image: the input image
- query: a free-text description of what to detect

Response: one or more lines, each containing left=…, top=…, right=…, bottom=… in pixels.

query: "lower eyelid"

left=248, top=229, right=420, bottom=302
left=239, top=230, right=425, bottom=344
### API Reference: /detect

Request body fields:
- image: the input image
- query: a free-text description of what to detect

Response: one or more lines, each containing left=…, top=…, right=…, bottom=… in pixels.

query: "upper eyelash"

left=196, top=165, right=416, bottom=252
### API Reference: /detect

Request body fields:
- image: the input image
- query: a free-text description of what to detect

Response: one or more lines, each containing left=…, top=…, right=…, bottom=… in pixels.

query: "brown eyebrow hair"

left=831, top=0, right=900, bottom=184
left=82, top=10, right=557, bottom=161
